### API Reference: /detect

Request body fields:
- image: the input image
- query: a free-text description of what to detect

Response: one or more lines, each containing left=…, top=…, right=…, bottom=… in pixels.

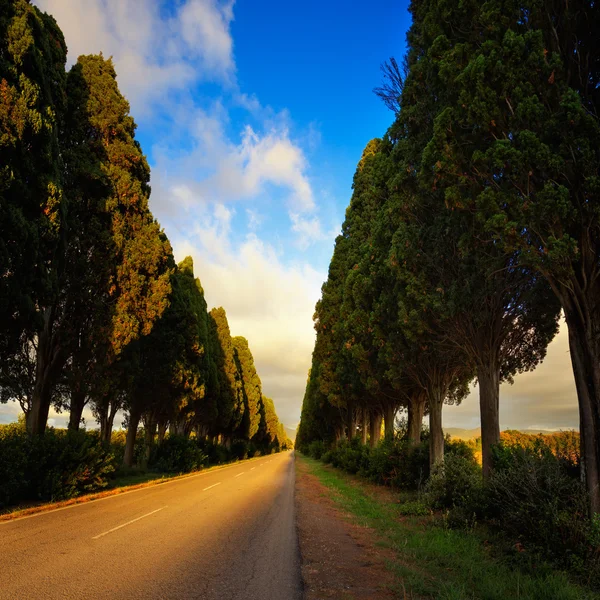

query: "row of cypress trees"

left=297, top=0, right=600, bottom=513
left=0, top=0, right=290, bottom=465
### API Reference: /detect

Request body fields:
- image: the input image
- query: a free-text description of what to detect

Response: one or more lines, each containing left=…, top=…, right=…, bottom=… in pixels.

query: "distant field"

left=444, top=427, right=572, bottom=440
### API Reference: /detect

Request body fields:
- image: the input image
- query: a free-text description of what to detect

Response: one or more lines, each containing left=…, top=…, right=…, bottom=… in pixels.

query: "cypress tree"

left=233, top=336, right=262, bottom=440
left=0, top=1, right=66, bottom=359
left=208, top=307, right=242, bottom=443
left=0, top=1, right=67, bottom=433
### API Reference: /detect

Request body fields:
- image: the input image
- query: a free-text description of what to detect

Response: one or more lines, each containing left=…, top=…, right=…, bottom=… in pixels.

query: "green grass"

left=108, top=470, right=172, bottom=489
left=298, top=455, right=597, bottom=600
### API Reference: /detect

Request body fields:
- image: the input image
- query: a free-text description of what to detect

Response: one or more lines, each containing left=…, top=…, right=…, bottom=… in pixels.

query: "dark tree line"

left=0, top=0, right=291, bottom=466
left=298, top=0, right=600, bottom=513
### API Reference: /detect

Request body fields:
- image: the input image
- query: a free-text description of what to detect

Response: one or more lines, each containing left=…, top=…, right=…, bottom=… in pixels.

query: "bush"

left=149, top=435, right=207, bottom=473
left=0, top=425, right=116, bottom=508
left=425, top=453, right=483, bottom=512
left=486, top=442, right=592, bottom=563
left=307, top=440, right=326, bottom=460
left=366, top=436, right=430, bottom=490
left=321, top=450, right=333, bottom=464
left=196, top=438, right=231, bottom=465
left=329, top=438, right=370, bottom=474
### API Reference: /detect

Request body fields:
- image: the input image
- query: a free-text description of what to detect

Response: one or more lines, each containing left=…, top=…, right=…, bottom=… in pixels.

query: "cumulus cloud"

left=34, top=0, right=236, bottom=115
left=152, top=104, right=322, bottom=242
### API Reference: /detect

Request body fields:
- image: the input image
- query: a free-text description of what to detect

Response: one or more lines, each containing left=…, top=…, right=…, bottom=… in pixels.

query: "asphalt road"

left=0, top=451, right=302, bottom=600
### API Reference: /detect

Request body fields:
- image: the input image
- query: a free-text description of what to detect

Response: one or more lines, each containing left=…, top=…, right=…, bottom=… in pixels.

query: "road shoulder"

left=295, top=455, right=395, bottom=599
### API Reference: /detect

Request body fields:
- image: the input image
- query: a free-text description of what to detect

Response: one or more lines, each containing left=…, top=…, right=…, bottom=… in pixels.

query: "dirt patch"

left=295, top=459, right=397, bottom=600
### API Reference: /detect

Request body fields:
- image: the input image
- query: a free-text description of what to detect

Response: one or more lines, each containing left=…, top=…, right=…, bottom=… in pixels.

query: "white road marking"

left=234, top=472, right=245, bottom=478
left=92, top=507, right=167, bottom=539
left=250, top=467, right=256, bottom=471
left=202, top=482, right=222, bottom=491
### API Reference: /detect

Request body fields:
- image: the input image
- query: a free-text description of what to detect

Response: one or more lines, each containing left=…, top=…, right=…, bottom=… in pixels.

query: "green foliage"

left=487, top=442, right=594, bottom=565
left=0, top=423, right=115, bottom=507
left=232, top=336, right=262, bottom=440
left=397, top=500, right=431, bottom=517
left=329, top=438, right=371, bottom=475
left=306, top=440, right=326, bottom=460
left=149, top=435, right=207, bottom=474
left=0, top=0, right=67, bottom=356
left=425, top=453, right=483, bottom=511
left=366, top=436, right=430, bottom=489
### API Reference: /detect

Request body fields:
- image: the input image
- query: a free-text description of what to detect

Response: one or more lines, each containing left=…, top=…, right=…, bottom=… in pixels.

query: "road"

left=0, top=451, right=302, bottom=600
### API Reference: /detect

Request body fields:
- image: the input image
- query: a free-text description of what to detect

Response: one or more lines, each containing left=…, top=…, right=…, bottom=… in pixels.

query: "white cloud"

left=152, top=104, right=321, bottom=242
left=290, top=212, right=326, bottom=248
left=34, top=0, right=236, bottom=116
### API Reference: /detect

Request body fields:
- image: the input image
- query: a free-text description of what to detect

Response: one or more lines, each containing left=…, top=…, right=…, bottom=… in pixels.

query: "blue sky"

left=2, top=0, right=578, bottom=431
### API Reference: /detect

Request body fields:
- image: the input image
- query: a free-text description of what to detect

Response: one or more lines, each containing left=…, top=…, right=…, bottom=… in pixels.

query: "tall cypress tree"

left=24, top=53, right=172, bottom=435
left=233, top=336, right=262, bottom=440
left=0, top=1, right=66, bottom=358
left=208, top=307, right=242, bottom=442
left=0, top=1, right=67, bottom=430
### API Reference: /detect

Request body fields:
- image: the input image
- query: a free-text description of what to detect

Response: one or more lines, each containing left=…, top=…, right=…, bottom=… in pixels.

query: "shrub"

left=486, top=442, right=592, bottom=562
left=321, top=450, right=333, bottom=464
left=397, top=500, right=431, bottom=516
left=366, top=437, right=430, bottom=490
left=425, top=453, right=482, bottom=511
left=330, top=438, right=370, bottom=474
left=230, top=439, right=249, bottom=461
left=307, top=440, right=326, bottom=460
left=197, top=438, right=231, bottom=465
left=149, top=435, right=207, bottom=473
left=0, top=426, right=116, bottom=508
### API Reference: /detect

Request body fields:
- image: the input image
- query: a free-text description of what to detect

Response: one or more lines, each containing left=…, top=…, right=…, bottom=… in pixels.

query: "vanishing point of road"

left=0, top=451, right=302, bottom=600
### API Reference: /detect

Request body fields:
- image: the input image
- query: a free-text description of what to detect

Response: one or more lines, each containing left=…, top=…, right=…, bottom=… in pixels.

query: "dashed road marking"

left=203, top=483, right=222, bottom=491
left=92, top=507, right=167, bottom=540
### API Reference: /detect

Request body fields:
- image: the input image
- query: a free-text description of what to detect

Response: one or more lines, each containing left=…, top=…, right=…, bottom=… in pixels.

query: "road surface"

left=0, top=451, right=302, bottom=600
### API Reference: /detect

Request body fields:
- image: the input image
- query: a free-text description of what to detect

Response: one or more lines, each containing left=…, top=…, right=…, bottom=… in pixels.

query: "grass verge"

left=297, top=454, right=596, bottom=600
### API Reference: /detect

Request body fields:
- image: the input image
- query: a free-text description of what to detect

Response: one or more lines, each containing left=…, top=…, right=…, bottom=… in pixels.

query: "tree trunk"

left=567, top=324, right=600, bottom=513
left=361, top=406, right=368, bottom=445
left=407, top=393, right=425, bottom=447
left=143, top=419, right=156, bottom=467
left=100, top=399, right=119, bottom=445
left=157, top=421, right=168, bottom=444
left=477, top=363, right=501, bottom=479
left=123, top=409, right=141, bottom=468
left=429, top=391, right=444, bottom=469
left=369, top=412, right=382, bottom=447
left=29, top=307, right=66, bottom=436
left=68, top=389, right=87, bottom=432
left=383, top=403, right=396, bottom=438
left=29, top=378, right=52, bottom=436
left=346, top=406, right=356, bottom=440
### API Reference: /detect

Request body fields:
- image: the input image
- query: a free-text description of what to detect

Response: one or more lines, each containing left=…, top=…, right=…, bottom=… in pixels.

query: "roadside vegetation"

left=299, top=454, right=597, bottom=599
left=300, top=428, right=600, bottom=591
left=0, top=1, right=291, bottom=511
